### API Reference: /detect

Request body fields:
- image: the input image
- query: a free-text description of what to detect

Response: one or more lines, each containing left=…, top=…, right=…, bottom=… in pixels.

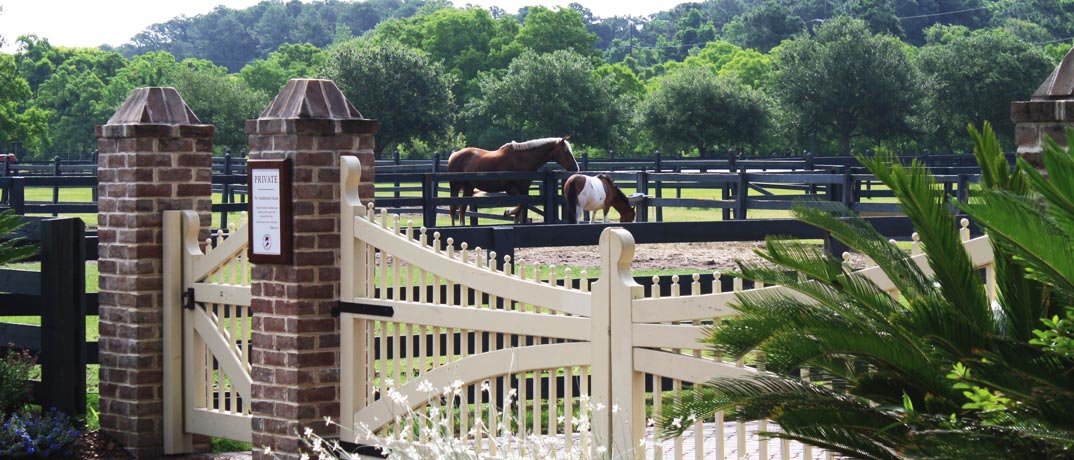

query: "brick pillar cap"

left=106, top=87, right=201, bottom=125
left=1033, top=47, right=1074, bottom=101
left=261, top=79, right=367, bottom=120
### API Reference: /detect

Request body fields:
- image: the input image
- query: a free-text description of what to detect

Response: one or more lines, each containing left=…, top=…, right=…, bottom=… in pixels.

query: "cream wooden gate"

left=338, top=155, right=606, bottom=456
left=338, top=157, right=996, bottom=460
left=163, top=210, right=253, bottom=454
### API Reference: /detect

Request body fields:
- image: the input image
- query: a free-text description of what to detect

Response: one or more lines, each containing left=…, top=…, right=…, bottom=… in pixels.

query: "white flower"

left=262, top=446, right=272, bottom=455
left=323, top=415, right=333, bottom=426
left=481, top=381, right=490, bottom=393
left=417, top=380, right=435, bottom=393
left=671, top=416, right=683, bottom=429
left=300, top=454, right=309, bottom=460
left=612, top=404, right=620, bottom=413
left=303, top=427, right=313, bottom=437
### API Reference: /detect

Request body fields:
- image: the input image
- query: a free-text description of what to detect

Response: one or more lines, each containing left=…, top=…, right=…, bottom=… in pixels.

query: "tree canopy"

left=322, top=39, right=456, bottom=157
left=772, top=17, right=920, bottom=154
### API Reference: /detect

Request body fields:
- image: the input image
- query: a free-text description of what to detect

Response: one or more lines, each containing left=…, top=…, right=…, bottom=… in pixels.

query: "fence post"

left=40, top=217, right=87, bottom=417
left=543, top=167, right=557, bottom=224
left=653, top=152, right=663, bottom=222
left=592, top=227, right=645, bottom=459
left=432, top=152, right=441, bottom=173
left=221, top=151, right=233, bottom=230
left=422, top=173, right=437, bottom=228
left=52, top=156, right=61, bottom=216
left=582, top=150, right=589, bottom=171
left=735, top=171, right=748, bottom=220
left=957, top=174, right=969, bottom=203
left=489, top=226, right=515, bottom=272
left=635, top=170, right=649, bottom=222
left=842, top=169, right=854, bottom=207
left=11, top=177, right=25, bottom=214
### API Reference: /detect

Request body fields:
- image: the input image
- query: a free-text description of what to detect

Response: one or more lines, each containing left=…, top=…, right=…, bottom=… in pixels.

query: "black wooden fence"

left=0, top=217, right=96, bottom=417
left=0, top=151, right=1005, bottom=230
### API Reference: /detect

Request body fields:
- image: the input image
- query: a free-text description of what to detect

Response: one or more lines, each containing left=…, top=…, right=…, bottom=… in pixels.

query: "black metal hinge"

left=182, top=287, right=196, bottom=310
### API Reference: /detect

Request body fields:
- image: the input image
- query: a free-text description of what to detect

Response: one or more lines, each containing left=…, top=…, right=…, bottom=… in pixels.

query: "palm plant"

left=659, top=123, right=1074, bottom=459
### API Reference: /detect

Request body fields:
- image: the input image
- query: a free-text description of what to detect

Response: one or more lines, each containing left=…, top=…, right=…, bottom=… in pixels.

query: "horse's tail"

left=563, top=175, right=581, bottom=224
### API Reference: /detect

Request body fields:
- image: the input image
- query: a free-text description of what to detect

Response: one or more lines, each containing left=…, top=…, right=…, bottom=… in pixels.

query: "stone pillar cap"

left=106, top=87, right=201, bottom=124
left=261, top=79, right=366, bottom=120
left=1033, top=47, right=1074, bottom=101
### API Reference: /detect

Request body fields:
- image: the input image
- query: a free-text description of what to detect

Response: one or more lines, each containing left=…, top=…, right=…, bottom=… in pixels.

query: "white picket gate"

left=336, top=156, right=1000, bottom=459
left=163, top=211, right=253, bottom=453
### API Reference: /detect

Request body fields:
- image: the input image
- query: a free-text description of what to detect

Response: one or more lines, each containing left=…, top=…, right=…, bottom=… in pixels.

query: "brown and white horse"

left=448, top=137, right=579, bottom=225
left=562, top=174, right=637, bottom=224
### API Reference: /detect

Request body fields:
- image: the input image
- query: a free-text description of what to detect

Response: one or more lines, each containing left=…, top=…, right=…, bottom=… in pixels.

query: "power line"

left=897, top=6, right=990, bottom=21
left=1036, top=36, right=1074, bottom=45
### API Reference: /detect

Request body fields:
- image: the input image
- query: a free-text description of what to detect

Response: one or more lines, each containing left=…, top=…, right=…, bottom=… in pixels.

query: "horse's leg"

left=460, top=187, right=474, bottom=226
left=449, top=182, right=461, bottom=226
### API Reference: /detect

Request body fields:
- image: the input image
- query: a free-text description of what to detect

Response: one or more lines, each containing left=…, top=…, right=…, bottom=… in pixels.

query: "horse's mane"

left=504, top=137, right=562, bottom=152
left=601, top=175, right=629, bottom=202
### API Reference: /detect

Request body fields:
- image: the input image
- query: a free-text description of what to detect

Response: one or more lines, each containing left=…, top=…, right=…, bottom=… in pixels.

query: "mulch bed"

left=75, top=431, right=250, bottom=460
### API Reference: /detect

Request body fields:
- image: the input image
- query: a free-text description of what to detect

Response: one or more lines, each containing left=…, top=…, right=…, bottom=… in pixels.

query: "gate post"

left=592, top=227, right=645, bottom=459
left=246, top=79, right=378, bottom=460
left=96, top=87, right=214, bottom=458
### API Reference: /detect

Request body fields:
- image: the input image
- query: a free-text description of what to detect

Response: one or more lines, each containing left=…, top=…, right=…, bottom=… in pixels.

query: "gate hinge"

left=182, top=287, right=196, bottom=310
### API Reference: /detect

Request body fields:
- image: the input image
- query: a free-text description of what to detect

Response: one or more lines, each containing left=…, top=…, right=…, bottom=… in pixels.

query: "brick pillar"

left=96, top=87, right=214, bottom=458
left=247, top=79, right=377, bottom=460
left=1011, top=47, right=1074, bottom=169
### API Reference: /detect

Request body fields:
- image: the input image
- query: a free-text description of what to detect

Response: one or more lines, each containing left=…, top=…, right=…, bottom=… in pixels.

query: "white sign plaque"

left=247, top=159, right=293, bottom=264
left=251, top=169, right=282, bottom=256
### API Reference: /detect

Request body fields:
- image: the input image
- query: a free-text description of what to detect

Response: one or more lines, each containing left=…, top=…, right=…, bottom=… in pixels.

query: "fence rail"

left=0, top=152, right=1002, bottom=229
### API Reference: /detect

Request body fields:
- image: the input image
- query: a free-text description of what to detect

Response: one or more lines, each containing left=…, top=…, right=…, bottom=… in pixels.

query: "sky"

left=0, top=0, right=685, bottom=53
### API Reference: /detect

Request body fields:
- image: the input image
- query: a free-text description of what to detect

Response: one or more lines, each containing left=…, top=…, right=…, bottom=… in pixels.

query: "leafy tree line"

left=0, top=1, right=1066, bottom=160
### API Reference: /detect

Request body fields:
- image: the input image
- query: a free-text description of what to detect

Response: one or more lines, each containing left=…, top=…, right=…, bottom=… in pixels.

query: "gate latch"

left=182, top=288, right=196, bottom=310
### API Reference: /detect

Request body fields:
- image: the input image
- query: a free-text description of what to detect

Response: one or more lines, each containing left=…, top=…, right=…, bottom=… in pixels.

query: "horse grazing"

left=448, top=137, right=579, bottom=225
left=562, top=174, right=638, bottom=224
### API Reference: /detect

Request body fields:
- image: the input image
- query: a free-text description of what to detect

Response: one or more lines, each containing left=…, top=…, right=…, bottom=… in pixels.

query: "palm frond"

left=862, top=155, right=993, bottom=351
left=0, top=211, right=37, bottom=264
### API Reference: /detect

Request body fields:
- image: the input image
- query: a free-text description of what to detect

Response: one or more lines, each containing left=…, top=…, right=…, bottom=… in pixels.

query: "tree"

left=370, top=7, right=517, bottom=101
left=914, top=26, right=1052, bottom=152
left=638, top=66, right=771, bottom=157
left=239, top=43, right=326, bottom=98
left=0, top=54, right=49, bottom=155
left=103, top=52, right=267, bottom=153
left=322, top=39, right=455, bottom=157
left=31, top=47, right=128, bottom=154
left=167, top=61, right=269, bottom=153
left=660, top=124, right=1074, bottom=459
left=772, top=17, right=919, bottom=154
left=464, top=49, right=624, bottom=149
left=513, top=6, right=597, bottom=56
left=722, top=1, right=804, bottom=53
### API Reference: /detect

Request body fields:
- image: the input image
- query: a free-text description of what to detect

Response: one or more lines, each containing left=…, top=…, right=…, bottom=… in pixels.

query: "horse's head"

left=555, top=136, right=580, bottom=172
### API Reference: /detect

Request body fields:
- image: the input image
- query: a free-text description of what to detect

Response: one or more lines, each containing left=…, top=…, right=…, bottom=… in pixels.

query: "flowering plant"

left=0, top=347, right=35, bottom=415
left=267, top=378, right=602, bottom=460
left=0, top=407, right=82, bottom=459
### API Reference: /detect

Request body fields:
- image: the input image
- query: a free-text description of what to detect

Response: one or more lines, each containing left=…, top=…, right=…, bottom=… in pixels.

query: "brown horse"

left=562, top=174, right=637, bottom=224
left=448, top=137, right=579, bottom=225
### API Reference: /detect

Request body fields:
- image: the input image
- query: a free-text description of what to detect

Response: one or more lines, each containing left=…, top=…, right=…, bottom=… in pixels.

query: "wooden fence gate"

left=337, top=156, right=997, bottom=460
left=163, top=210, right=253, bottom=453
